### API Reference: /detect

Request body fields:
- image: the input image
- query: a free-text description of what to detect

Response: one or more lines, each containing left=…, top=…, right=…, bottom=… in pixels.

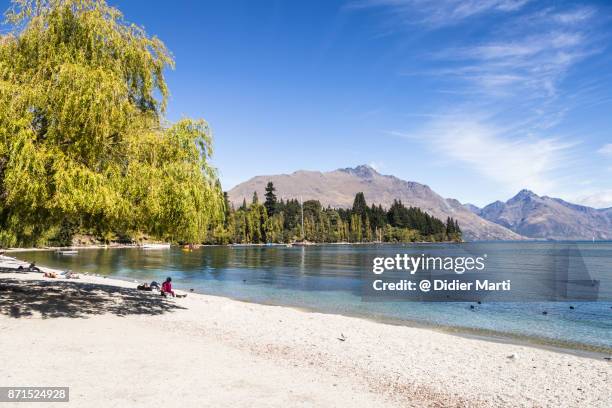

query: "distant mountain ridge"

left=463, top=203, right=481, bottom=214
left=228, top=165, right=523, bottom=241
left=476, top=190, right=612, bottom=240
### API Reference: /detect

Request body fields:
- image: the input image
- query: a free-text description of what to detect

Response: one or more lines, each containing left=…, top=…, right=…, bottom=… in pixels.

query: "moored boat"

left=141, top=243, right=171, bottom=250
left=56, top=250, right=78, bottom=255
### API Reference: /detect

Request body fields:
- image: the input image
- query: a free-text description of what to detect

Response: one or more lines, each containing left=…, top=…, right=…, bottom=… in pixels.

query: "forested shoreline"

left=207, top=182, right=461, bottom=245
left=2, top=179, right=463, bottom=247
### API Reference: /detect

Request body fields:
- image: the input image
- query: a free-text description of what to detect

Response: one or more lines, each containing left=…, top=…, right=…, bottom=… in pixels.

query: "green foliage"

left=352, top=192, right=368, bottom=219
left=207, top=187, right=462, bottom=245
left=264, top=181, right=277, bottom=217
left=0, top=0, right=222, bottom=247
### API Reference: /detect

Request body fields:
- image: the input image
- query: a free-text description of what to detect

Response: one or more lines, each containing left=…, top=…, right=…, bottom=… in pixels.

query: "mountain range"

left=228, top=165, right=521, bottom=240
left=473, top=190, right=612, bottom=240
left=228, top=165, right=611, bottom=241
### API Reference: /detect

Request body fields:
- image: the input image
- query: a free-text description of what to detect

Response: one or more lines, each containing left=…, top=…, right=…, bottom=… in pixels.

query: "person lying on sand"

left=137, top=283, right=151, bottom=291
left=43, top=270, right=79, bottom=279
left=61, top=270, right=80, bottom=279
left=137, top=281, right=161, bottom=291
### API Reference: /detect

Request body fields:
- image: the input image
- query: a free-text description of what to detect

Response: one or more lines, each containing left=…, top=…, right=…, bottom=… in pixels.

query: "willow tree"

left=0, top=0, right=223, bottom=246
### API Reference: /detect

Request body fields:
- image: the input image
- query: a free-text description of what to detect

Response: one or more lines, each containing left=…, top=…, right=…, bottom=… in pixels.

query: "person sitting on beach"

left=29, top=262, right=41, bottom=272
left=161, top=277, right=175, bottom=297
left=43, top=271, right=58, bottom=278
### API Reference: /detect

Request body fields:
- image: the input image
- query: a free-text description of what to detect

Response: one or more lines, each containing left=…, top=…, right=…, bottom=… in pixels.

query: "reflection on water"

left=18, top=242, right=612, bottom=349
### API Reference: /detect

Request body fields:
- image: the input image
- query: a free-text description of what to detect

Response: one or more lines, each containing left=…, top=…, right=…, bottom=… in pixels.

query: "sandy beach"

left=0, top=256, right=610, bottom=408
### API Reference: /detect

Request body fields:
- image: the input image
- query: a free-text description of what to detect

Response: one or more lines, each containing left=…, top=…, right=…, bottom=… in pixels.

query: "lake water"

left=18, top=242, right=612, bottom=351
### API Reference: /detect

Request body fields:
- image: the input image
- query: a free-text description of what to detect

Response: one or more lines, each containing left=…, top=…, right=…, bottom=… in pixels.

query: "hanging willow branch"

left=0, top=0, right=223, bottom=246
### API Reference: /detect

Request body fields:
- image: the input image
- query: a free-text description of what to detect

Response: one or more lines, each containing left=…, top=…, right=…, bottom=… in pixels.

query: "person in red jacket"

left=161, top=277, right=175, bottom=297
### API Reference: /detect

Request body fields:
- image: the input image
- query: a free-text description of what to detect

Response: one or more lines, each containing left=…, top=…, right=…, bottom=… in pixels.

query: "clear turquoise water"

left=18, top=242, right=612, bottom=350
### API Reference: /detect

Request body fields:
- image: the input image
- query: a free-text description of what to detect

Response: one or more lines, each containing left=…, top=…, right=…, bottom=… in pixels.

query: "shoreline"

left=1, top=266, right=610, bottom=407
left=187, top=291, right=612, bottom=358
left=2, top=253, right=611, bottom=356
left=4, top=239, right=611, bottom=254
left=0, top=240, right=471, bottom=252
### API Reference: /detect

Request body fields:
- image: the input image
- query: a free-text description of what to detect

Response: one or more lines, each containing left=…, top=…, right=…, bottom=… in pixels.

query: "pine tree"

left=352, top=192, right=368, bottom=219
left=446, top=217, right=455, bottom=235
left=264, top=182, right=277, bottom=217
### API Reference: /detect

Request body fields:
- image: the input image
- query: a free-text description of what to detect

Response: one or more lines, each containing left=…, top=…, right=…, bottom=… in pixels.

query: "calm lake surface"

left=19, top=242, right=612, bottom=350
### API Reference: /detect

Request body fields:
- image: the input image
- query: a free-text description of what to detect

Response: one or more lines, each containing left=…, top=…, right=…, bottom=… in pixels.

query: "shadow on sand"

left=0, top=278, right=186, bottom=318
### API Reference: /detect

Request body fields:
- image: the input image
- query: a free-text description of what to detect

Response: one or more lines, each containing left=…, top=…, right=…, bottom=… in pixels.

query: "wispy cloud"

left=349, top=0, right=530, bottom=27
left=406, top=115, right=575, bottom=194
left=573, top=190, right=612, bottom=209
left=368, top=161, right=385, bottom=171
left=598, top=143, right=612, bottom=156
left=553, top=8, right=595, bottom=24
left=515, top=6, right=596, bottom=27
left=431, top=29, right=595, bottom=100
left=356, top=1, right=600, bottom=102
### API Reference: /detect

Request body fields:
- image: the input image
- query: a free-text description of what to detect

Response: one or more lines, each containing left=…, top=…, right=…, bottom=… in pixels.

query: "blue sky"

left=3, top=0, right=612, bottom=207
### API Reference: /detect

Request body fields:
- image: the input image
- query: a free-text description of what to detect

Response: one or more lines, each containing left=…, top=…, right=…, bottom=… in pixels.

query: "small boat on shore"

left=56, top=250, right=78, bottom=255
left=141, top=243, right=171, bottom=250
left=292, top=241, right=315, bottom=247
